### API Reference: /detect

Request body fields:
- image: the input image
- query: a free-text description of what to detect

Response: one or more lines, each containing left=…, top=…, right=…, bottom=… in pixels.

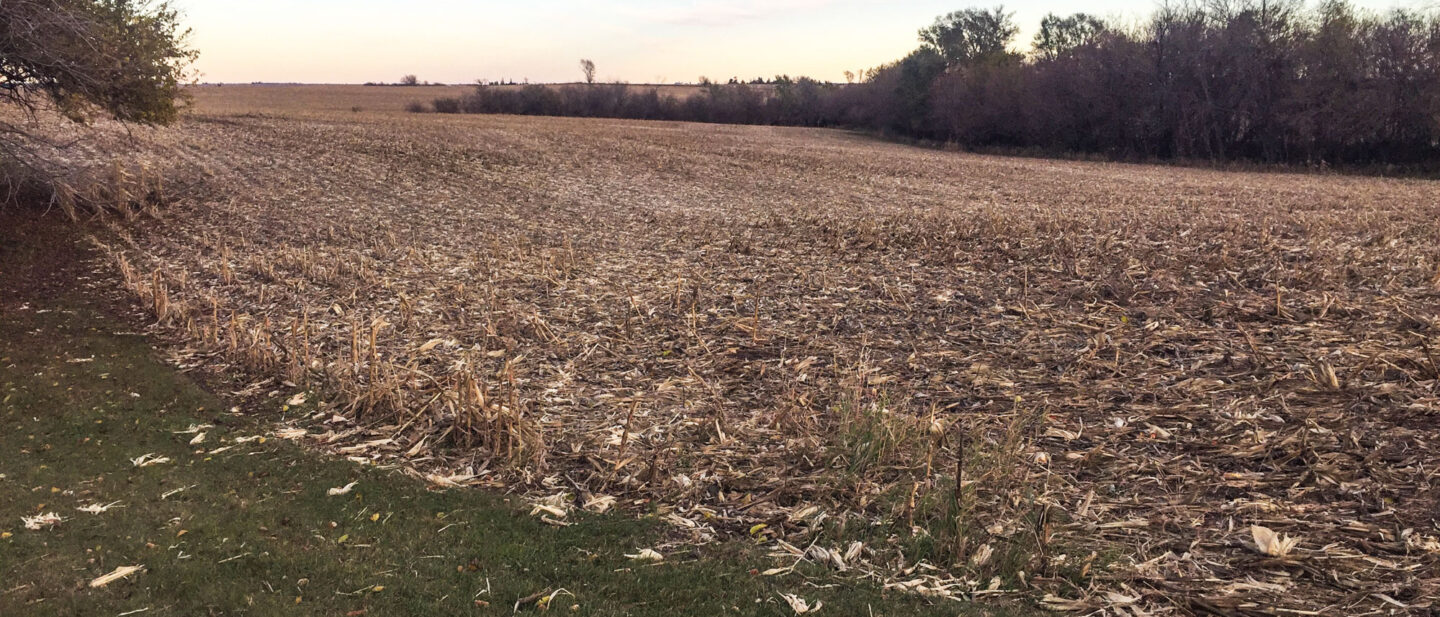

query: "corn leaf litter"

left=76, top=501, right=124, bottom=514
left=22, top=512, right=64, bottom=530
left=1252, top=525, right=1302, bottom=558
left=625, top=548, right=663, bottom=562
left=274, top=427, right=308, bottom=440
left=779, top=593, right=822, bottom=614
left=129, top=453, right=171, bottom=467
left=90, top=565, right=145, bottom=588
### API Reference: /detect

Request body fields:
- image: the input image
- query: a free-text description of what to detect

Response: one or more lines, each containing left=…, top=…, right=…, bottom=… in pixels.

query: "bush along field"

left=0, top=214, right=1019, bottom=617
left=15, top=95, right=1440, bottom=615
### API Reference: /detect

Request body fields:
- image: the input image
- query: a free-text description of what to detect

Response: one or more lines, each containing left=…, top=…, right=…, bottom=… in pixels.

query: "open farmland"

left=185, top=84, right=474, bottom=114
left=185, top=83, right=718, bottom=116
left=93, top=93, right=1440, bottom=614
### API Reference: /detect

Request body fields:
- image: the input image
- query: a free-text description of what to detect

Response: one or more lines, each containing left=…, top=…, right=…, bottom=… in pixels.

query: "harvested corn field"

left=96, top=101, right=1439, bottom=614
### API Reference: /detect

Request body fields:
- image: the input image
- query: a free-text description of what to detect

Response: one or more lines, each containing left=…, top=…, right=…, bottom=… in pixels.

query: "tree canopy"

left=1033, top=13, right=1107, bottom=60
left=1, top=0, right=193, bottom=212
left=1, top=0, right=195, bottom=126
left=918, top=7, right=1019, bottom=66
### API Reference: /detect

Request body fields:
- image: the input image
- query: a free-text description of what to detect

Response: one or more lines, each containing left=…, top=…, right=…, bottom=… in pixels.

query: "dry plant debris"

left=779, top=593, right=823, bottom=614
left=76, top=501, right=125, bottom=515
left=21, top=512, right=64, bottom=530
left=89, top=565, right=145, bottom=588
left=625, top=548, right=664, bottom=562
left=128, top=453, right=171, bottom=468
left=57, top=103, right=1440, bottom=614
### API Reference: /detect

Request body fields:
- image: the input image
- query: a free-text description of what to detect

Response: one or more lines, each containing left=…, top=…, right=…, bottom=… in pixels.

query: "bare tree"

left=399, top=74, right=419, bottom=86
left=579, top=59, right=596, bottom=85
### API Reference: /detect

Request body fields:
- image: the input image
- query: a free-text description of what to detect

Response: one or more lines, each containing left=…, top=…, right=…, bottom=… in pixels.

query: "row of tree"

left=881, top=1, right=1440, bottom=165
left=426, top=1, right=1440, bottom=167
left=427, top=78, right=838, bottom=126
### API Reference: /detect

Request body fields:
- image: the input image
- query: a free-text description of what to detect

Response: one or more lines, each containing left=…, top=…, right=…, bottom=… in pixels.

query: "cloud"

left=641, top=0, right=847, bottom=27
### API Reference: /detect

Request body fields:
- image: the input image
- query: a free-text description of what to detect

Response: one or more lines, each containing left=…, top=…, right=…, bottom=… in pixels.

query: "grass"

left=821, top=397, right=1060, bottom=586
left=0, top=216, right=1024, bottom=616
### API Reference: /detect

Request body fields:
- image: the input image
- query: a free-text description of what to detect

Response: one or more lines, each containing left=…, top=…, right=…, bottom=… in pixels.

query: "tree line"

left=423, top=1, right=1440, bottom=168
left=424, top=77, right=840, bottom=126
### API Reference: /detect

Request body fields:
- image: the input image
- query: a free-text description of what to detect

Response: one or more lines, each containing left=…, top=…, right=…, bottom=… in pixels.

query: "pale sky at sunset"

left=176, top=0, right=1427, bottom=84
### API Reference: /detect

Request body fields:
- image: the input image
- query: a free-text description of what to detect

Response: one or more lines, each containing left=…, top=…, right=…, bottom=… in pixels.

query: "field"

left=186, top=84, right=474, bottom=114
left=1, top=214, right=977, bottom=617
left=185, top=83, right=717, bottom=116
left=71, top=88, right=1440, bottom=613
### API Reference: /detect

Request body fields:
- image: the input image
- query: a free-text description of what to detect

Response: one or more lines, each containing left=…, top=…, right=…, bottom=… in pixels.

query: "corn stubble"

left=77, top=103, right=1440, bottom=614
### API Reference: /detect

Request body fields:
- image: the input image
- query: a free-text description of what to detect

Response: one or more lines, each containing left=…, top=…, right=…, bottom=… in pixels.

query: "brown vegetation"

left=78, top=90, right=1440, bottom=614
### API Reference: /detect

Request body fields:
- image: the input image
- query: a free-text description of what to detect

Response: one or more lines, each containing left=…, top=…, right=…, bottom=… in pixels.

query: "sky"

left=175, top=0, right=1430, bottom=85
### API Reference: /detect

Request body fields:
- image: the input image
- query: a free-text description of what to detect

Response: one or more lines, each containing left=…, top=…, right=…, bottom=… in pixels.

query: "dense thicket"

left=429, top=1, right=1440, bottom=167
left=429, top=78, right=843, bottom=126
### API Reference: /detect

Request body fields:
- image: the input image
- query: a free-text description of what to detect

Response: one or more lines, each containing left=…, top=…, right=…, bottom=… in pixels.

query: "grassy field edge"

left=0, top=213, right=1028, bottom=616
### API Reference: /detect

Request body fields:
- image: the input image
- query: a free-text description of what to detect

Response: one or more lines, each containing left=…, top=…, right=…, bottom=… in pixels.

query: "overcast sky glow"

left=176, top=0, right=1426, bottom=84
